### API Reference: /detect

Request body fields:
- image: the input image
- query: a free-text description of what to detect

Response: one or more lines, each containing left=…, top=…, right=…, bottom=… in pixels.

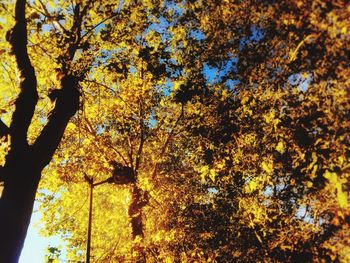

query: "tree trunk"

left=128, top=185, right=148, bottom=262
left=0, top=149, right=41, bottom=262
left=129, top=186, right=144, bottom=239
left=0, top=0, right=81, bottom=261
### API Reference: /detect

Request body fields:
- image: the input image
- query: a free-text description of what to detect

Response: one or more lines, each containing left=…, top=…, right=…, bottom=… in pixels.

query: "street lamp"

left=83, top=173, right=119, bottom=263
left=83, top=163, right=134, bottom=263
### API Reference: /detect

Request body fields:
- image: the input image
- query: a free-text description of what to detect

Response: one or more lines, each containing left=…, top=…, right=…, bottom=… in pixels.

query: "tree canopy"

left=0, top=0, right=349, bottom=262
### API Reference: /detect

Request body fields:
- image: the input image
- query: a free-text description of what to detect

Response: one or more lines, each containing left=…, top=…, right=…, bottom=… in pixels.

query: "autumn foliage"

left=0, top=0, right=349, bottom=262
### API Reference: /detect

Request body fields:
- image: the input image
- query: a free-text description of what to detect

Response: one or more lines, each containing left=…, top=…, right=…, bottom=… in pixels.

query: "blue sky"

left=19, top=201, right=66, bottom=263
left=19, top=210, right=49, bottom=263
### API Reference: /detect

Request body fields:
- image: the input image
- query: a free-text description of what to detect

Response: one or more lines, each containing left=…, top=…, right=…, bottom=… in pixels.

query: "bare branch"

left=83, top=117, right=129, bottom=166
left=36, top=0, right=69, bottom=34
left=82, top=79, right=135, bottom=111
left=152, top=104, right=184, bottom=180
left=127, top=136, right=134, bottom=172
left=83, top=79, right=116, bottom=94
left=135, top=99, right=145, bottom=172
left=80, top=12, right=119, bottom=41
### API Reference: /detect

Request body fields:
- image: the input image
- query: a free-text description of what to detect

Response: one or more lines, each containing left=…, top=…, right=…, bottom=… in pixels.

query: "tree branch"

left=0, top=120, right=9, bottom=138
left=135, top=100, right=145, bottom=172
left=127, top=135, right=135, bottom=172
left=152, top=104, right=184, bottom=180
left=83, top=117, right=129, bottom=166
left=32, top=0, right=96, bottom=169
left=80, top=12, right=119, bottom=41
left=8, top=0, right=38, bottom=150
left=32, top=75, right=80, bottom=169
left=35, top=0, right=68, bottom=34
left=67, top=0, right=94, bottom=61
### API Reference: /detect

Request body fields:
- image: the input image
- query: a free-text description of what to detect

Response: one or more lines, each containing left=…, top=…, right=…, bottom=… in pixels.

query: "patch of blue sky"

left=38, top=0, right=58, bottom=12
left=239, top=25, right=264, bottom=50
left=208, top=187, right=219, bottom=194
left=93, top=49, right=120, bottom=68
left=263, top=186, right=273, bottom=197
left=239, top=36, right=249, bottom=50
left=165, top=0, right=185, bottom=20
left=275, top=183, right=285, bottom=192
left=149, top=16, right=171, bottom=34
left=93, top=23, right=106, bottom=35
left=296, top=205, right=307, bottom=219
left=144, top=15, right=173, bottom=45
left=37, top=188, right=62, bottom=200
left=39, top=116, right=47, bottom=125
left=41, top=24, right=54, bottom=33
left=96, top=125, right=105, bottom=135
left=147, top=114, right=157, bottom=128
left=219, top=56, right=237, bottom=77
left=203, top=55, right=237, bottom=85
left=226, top=79, right=240, bottom=90
left=19, top=197, right=68, bottom=263
left=129, top=65, right=137, bottom=75
left=163, top=79, right=173, bottom=96
left=190, top=29, right=205, bottom=41
left=155, top=78, right=173, bottom=97
left=250, top=25, right=264, bottom=42
left=169, top=69, right=181, bottom=78
left=88, top=2, right=122, bottom=36
left=98, top=49, right=113, bottom=60
left=169, top=64, right=183, bottom=78
left=288, top=72, right=312, bottom=92
left=295, top=205, right=316, bottom=224
left=203, top=63, right=217, bottom=84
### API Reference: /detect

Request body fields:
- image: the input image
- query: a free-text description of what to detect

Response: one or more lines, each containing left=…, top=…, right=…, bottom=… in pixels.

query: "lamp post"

left=83, top=174, right=118, bottom=263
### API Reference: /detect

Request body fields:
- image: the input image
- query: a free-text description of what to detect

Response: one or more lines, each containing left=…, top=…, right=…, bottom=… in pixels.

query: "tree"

left=0, top=0, right=127, bottom=260
left=0, top=0, right=82, bottom=261
left=162, top=0, right=350, bottom=261
left=0, top=0, right=186, bottom=261
left=2, top=0, right=349, bottom=262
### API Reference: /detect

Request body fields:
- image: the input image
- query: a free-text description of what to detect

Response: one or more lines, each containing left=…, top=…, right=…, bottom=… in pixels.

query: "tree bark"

left=128, top=185, right=148, bottom=263
left=129, top=186, right=145, bottom=239
left=0, top=0, right=80, bottom=261
left=0, top=150, right=41, bottom=262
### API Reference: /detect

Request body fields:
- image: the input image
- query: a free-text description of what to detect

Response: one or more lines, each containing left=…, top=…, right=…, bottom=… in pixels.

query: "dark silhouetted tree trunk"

left=0, top=0, right=80, bottom=262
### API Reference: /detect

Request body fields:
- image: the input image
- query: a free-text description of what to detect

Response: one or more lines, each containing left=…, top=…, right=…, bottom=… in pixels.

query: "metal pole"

left=86, top=179, right=93, bottom=263
left=84, top=174, right=114, bottom=262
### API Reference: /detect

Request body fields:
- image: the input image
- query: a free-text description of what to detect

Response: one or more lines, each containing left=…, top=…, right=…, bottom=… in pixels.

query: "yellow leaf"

left=263, top=110, right=275, bottom=124
left=341, top=26, right=347, bottom=34
left=310, top=164, right=318, bottom=179
left=323, top=170, right=337, bottom=184
left=245, top=180, right=257, bottom=193
left=241, top=97, right=248, bottom=104
left=337, top=189, right=348, bottom=209
left=153, top=232, right=162, bottom=242
left=216, top=162, right=225, bottom=170
left=261, top=160, right=273, bottom=174
left=307, top=152, right=318, bottom=171
left=275, top=141, right=285, bottom=153
left=209, top=169, right=216, bottom=182
left=324, top=171, right=348, bottom=209
left=200, top=165, right=209, bottom=182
